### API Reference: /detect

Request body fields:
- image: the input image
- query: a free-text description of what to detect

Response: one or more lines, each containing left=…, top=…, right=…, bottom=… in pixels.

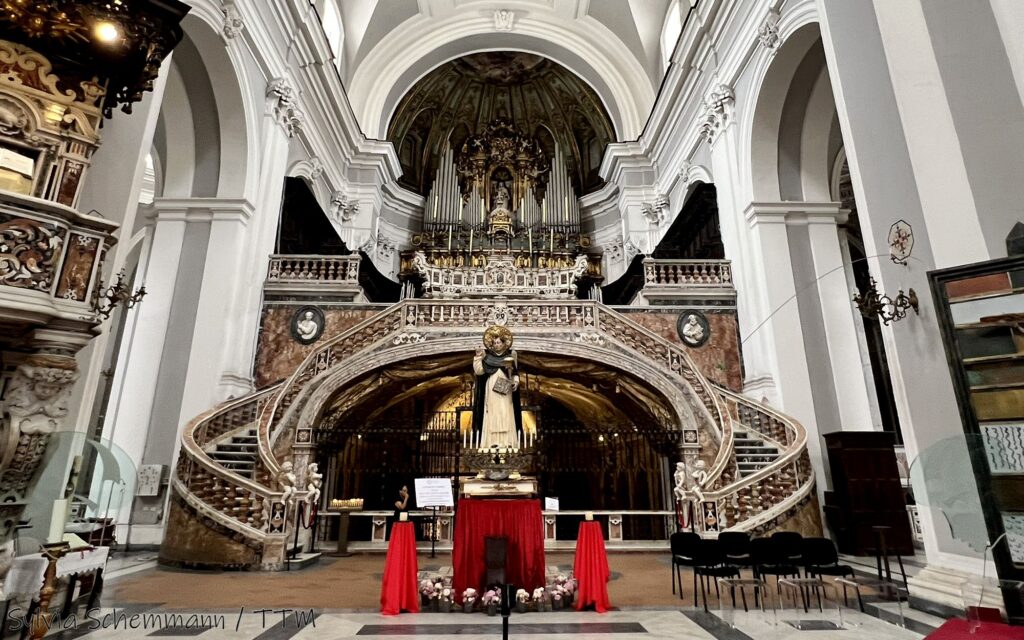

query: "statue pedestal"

left=460, top=477, right=537, bottom=498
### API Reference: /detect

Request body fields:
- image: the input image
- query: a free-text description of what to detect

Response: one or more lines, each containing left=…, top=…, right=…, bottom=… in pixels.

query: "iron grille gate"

left=313, top=414, right=680, bottom=541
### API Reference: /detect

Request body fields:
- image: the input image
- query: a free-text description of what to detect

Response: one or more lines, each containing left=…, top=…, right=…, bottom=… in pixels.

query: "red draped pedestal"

left=573, top=521, right=610, bottom=612
left=926, top=619, right=1024, bottom=639
left=380, top=521, right=419, bottom=615
left=453, top=499, right=545, bottom=601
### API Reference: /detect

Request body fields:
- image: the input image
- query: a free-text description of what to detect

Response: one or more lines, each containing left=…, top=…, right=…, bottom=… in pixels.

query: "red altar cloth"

left=926, top=619, right=1024, bottom=639
left=453, top=499, right=545, bottom=601
left=573, top=521, right=611, bottom=612
left=380, top=521, right=419, bottom=615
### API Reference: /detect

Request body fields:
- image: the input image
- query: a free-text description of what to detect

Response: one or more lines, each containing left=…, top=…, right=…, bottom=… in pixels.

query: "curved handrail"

left=177, top=388, right=285, bottom=534
left=703, top=383, right=813, bottom=531
left=266, top=300, right=728, bottom=462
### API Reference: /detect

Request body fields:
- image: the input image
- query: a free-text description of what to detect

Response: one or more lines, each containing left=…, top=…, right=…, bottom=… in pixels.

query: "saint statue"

left=493, top=184, right=510, bottom=211
left=472, top=325, right=522, bottom=449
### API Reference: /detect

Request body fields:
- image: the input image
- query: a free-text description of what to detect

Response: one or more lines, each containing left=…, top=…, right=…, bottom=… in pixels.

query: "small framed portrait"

left=291, top=306, right=325, bottom=345
left=677, top=310, right=710, bottom=348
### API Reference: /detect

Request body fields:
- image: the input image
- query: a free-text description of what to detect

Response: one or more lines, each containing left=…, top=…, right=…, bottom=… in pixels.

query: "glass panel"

left=18, top=431, right=136, bottom=554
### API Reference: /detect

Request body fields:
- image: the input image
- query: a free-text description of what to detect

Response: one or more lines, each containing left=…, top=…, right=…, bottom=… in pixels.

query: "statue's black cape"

left=471, top=351, right=523, bottom=438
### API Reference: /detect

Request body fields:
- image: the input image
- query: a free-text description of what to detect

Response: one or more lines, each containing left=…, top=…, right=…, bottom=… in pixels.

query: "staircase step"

left=287, top=552, right=322, bottom=570
left=212, top=450, right=258, bottom=458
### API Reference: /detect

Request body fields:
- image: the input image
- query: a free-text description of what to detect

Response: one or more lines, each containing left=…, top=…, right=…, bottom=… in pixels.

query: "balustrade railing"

left=643, top=258, right=733, bottom=288
left=266, top=254, right=360, bottom=283
left=178, top=298, right=815, bottom=565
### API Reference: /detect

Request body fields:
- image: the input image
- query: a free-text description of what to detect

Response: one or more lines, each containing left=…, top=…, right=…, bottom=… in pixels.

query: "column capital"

left=744, top=201, right=845, bottom=226
left=150, top=198, right=255, bottom=224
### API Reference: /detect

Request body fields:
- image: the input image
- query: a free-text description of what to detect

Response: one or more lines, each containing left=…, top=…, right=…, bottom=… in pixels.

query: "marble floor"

left=18, top=606, right=933, bottom=639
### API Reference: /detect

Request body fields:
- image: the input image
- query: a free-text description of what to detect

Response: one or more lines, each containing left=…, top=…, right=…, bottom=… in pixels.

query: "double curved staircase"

left=162, top=299, right=815, bottom=569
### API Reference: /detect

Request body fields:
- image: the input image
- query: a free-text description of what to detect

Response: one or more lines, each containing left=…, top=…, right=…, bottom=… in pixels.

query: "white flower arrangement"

left=482, top=589, right=501, bottom=605
left=419, top=579, right=435, bottom=596
left=532, top=587, right=546, bottom=601
left=515, top=588, right=530, bottom=603
left=462, top=587, right=478, bottom=603
left=441, top=587, right=453, bottom=603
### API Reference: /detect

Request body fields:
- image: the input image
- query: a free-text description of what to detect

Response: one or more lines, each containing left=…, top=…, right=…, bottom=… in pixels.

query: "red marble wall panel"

left=254, top=305, right=382, bottom=387
left=621, top=309, right=743, bottom=391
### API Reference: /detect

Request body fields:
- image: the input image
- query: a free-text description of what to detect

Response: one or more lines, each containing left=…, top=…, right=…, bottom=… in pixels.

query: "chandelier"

left=0, top=0, right=189, bottom=116
left=852, top=277, right=919, bottom=325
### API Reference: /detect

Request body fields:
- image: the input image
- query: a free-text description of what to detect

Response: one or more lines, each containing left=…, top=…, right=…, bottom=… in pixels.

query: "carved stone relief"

left=222, top=2, right=245, bottom=39
left=267, top=78, right=304, bottom=137
left=0, top=214, right=66, bottom=291
left=0, top=355, right=78, bottom=501
left=699, top=84, right=735, bottom=145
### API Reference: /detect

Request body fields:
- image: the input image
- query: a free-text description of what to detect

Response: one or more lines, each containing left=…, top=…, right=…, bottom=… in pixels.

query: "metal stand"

left=430, top=507, right=438, bottom=559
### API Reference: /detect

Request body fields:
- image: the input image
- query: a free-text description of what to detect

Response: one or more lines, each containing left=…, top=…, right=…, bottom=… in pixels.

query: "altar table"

left=453, top=499, right=545, bottom=600
left=573, top=521, right=610, bottom=612
left=380, top=522, right=419, bottom=615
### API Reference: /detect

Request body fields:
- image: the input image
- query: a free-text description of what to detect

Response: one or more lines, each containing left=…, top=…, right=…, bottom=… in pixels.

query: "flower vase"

left=463, top=602, right=474, bottom=613
left=421, top=594, right=430, bottom=608
left=430, top=599, right=440, bottom=613
left=515, top=602, right=528, bottom=614
left=486, top=603, right=497, bottom=616
left=552, top=598, right=563, bottom=610
left=439, top=600, right=451, bottom=613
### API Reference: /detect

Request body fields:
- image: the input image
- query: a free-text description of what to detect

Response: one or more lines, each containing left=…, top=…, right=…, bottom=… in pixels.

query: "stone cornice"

left=151, top=198, right=256, bottom=223
left=743, top=201, right=844, bottom=226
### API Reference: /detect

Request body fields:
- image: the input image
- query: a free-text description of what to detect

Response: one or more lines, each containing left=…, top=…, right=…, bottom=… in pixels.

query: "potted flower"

left=462, top=588, right=478, bottom=613
left=532, top=587, right=548, bottom=612
left=515, top=588, right=530, bottom=613
left=439, top=587, right=453, bottom=613
left=563, top=577, right=576, bottom=605
left=551, top=585, right=565, bottom=610
left=482, top=589, right=501, bottom=616
left=419, top=579, right=435, bottom=607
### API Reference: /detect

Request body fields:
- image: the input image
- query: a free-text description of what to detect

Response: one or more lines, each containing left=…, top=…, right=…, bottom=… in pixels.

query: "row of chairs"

left=670, top=531, right=854, bottom=612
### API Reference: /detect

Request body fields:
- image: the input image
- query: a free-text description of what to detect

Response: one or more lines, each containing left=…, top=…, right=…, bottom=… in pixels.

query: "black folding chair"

left=751, top=537, right=801, bottom=608
left=718, top=531, right=752, bottom=574
left=692, top=539, right=743, bottom=612
left=801, top=537, right=855, bottom=606
left=670, top=531, right=701, bottom=604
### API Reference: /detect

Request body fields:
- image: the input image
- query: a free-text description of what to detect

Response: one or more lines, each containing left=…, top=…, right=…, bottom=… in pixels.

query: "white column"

left=870, top=0, right=988, bottom=268
left=172, top=199, right=255, bottom=429
left=218, top=112, right=292, bottom=396
left=69, top=64, right=170, bottom=433
left=805, top=205, right=876, bottom=431
left=744, top=204, right=826, bottom=501
left=708, top=119, right=778, bottom=402
left=101, top=204, right=188, bottom=471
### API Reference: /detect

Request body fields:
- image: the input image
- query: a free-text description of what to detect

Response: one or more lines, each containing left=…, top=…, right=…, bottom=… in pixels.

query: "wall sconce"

left=93, top=269, right=147, bottom=319
left=853, top=277, right=918, bottom=325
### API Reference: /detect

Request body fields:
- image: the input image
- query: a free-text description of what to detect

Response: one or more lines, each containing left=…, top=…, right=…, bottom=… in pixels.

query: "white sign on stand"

left=544, top=497, right=559, bottom=511
left=414, top=478, right=454, bottom=508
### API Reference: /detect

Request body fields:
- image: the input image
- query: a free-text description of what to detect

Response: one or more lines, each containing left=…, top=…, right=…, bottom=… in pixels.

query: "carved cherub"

left=278, top=461, right=297, bottom=506
left=306, top=462, right=323, bottom=504
left=672, top=462, right=688, bottom=503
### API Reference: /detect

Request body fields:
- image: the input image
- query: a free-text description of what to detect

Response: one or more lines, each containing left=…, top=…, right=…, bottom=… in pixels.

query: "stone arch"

left=155, top=14, right=252, bottom=199
left=290, top=336, right=712, bottom=446
left=747, top=23, right=832, bottom=202
left=348, top=13, right=655, bottom=141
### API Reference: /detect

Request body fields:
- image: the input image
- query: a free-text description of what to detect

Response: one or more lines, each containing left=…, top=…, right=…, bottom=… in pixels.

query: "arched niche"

left=155, top=15, right=251, bottom=199
left=748, top=23, right=840, bottom=203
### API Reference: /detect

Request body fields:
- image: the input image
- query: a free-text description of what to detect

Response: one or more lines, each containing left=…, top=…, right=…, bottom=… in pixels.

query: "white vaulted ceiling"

left=338, top=0, right=681, bottom=142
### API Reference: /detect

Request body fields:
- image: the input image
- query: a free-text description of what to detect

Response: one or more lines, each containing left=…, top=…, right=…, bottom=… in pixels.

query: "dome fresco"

left=387, top=52, right=615, bottom=196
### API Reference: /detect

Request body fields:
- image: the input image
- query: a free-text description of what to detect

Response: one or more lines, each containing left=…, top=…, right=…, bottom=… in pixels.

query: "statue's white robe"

left=473, top=357, right=518, bottom=449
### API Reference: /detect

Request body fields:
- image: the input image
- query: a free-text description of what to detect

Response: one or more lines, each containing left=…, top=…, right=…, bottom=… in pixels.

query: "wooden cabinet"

left=823, top=431, right=914, bottom=556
